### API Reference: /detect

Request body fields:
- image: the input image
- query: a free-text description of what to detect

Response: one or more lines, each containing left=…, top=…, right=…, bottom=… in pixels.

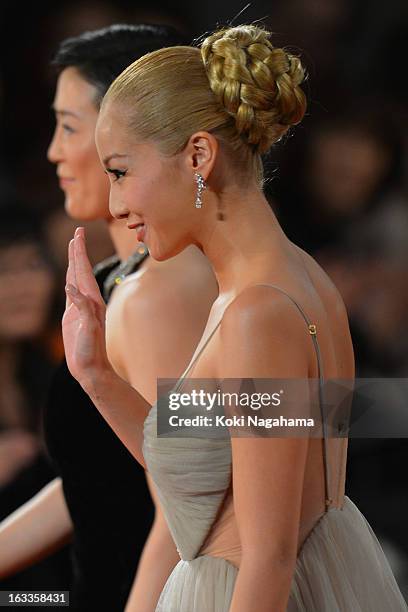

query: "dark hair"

left=0, top=201, right=57, bottom=276
left=0, top=201, right=44, bottom=250
left=51, top=23, right=187, bottom=107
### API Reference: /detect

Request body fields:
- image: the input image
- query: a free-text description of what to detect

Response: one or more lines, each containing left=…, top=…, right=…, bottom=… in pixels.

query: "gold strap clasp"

left=308, top=324, right=317, bottom=335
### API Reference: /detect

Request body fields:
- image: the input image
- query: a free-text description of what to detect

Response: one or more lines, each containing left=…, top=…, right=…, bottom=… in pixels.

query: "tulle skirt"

left=156, top=496, right=407, bottom=611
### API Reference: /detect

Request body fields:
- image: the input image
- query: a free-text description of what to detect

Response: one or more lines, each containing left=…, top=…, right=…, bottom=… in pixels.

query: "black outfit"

left=43, top=252, right=154, bottom=611
left=0, top=455, right=72, bottom=600
left=0, top=343, right=72, bottom=600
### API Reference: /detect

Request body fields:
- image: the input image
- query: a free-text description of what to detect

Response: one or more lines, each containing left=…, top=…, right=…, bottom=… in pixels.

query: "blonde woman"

left=63, top=25, right=407, bottom=612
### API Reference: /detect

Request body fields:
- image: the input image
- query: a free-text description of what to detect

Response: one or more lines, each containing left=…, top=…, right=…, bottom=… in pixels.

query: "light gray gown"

left=143, top=285, right=407, bottom=611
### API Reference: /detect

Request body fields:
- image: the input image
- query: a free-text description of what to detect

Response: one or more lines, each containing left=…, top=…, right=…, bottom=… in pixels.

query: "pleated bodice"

left=144, top=403, right=232, bottom=560
left=143, top=284, right=333, bottom=563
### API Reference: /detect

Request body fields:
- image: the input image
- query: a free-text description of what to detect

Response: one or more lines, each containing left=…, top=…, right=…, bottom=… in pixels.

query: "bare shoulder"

left=218, top=285, right=313, bottom=378
left=291, top=243, right=355, bottom=376
left=121, top=248, right=216, bottom=304
left=216, top=240, right=355, bottom=379
left=112, top=271, right=183, bottom=324
left=108, top=250, right=217, bottom=339
left=224, top=282, right=290, bottom=314
left=221, top=284, right=313, bottom=340
left=293, top=244, right=349, bottom=319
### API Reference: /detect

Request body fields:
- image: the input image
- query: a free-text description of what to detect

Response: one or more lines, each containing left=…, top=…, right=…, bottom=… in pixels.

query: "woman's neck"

left=107, top=217, right=142, bottom=262
left=199, top=186, right=289, bottom=296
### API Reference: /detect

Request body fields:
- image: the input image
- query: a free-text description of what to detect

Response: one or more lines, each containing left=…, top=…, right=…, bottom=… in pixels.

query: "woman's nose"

left=47, top=130, right=62, bottom=163
left=109, top=194, right=129, bottom=220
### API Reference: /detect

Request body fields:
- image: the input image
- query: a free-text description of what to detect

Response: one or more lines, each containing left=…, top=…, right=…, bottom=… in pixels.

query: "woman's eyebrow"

left=103, top=154, right=128, bottom=165
left=51, top=105, right=81, bottom=119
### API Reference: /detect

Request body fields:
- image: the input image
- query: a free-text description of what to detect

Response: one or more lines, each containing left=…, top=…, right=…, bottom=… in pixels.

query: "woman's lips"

left=135, top=224, right=146, bottom=243
left=59, top=177, right=75, bottom=189
left=127, top=222, right=146, bottom=243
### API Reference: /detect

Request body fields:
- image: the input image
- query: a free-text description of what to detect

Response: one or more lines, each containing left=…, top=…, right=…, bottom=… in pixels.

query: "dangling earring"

left=194, top=172, right=206, bottom=208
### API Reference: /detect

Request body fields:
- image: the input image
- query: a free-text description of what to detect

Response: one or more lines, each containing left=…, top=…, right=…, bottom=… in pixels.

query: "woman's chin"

left=64, top=197, right=103, bottom=222
left=65, top=197, right=85, bottom=221
left=147, top=240, right=176, bottom=262
left=149, top=247, right=170, bottom=262
left=150, top=241, right=190, bottom=262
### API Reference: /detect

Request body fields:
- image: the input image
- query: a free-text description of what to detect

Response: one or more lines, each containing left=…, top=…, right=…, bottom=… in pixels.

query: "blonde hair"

left=104, top=24, right=307, bottom=183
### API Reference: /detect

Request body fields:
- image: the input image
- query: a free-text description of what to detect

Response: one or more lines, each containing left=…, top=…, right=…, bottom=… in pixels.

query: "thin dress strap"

left=254, top=284, right=332, bottom=510
left=174, top=283, right=332, bottom=509
left=173, top=320, right=223, bottom=391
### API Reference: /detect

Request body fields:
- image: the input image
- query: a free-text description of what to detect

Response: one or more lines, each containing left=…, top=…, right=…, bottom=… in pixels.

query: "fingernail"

left=66, top=284, right=78, bottom=295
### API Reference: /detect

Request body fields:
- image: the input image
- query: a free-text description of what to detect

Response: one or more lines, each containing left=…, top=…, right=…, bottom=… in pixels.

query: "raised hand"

left=63, top=227, right=111, bottom=392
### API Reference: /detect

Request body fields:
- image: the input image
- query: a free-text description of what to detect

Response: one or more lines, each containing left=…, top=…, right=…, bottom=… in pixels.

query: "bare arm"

left=217, top=287, right=312, bottom=612
left=64, top=229, right=216, bottom=466
left=0, top=478, right=73, bottom=579
left=106, top=257, right=216, bottom=405
left=63, top=229, right=151, bottom=466
left=64, top=229, right=216, bottom=607
left=125, top=473, right=179, bottom=612
left=106, top=256, right=216, bottom=610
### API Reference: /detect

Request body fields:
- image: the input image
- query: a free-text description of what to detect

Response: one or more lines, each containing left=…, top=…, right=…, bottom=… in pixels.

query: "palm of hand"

left=63, top=228, right=110, bottom=388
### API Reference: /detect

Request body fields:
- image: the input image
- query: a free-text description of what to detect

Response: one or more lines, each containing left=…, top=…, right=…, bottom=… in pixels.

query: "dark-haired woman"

left=0, top=25, right=218, bottom=611
left=0, top=206, right=57, bottom=453
left=65, top=24, right=407, bottom=611
left=0, top=205, right=72, bottom=593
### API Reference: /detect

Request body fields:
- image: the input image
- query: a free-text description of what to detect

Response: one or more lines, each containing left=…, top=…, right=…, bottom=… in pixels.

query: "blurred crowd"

left=0, top=0, right=407, bottom=599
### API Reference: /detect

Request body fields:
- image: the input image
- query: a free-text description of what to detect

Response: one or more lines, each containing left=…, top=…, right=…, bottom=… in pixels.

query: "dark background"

left=0, top=0, right=407, bottom=600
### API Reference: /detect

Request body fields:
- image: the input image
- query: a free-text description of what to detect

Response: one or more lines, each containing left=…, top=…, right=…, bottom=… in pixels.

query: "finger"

left=67, top=238, right=77, bottom=285
left=74, top=227, right=101, bottom=299
left=65, top=284, right=99, bottom=325
left=65, top=239, right=77, bottom=309
left=73, top=228, right=104, bottom=305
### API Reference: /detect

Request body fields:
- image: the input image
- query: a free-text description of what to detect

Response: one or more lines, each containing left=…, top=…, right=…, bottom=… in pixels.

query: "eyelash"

left=62, top=124, right=75, bottom=134
left=105, top=169, right=127, bottom=182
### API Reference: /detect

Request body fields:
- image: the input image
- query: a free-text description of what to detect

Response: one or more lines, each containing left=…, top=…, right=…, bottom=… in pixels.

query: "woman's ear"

left=184, top=131, right=218, bottom=180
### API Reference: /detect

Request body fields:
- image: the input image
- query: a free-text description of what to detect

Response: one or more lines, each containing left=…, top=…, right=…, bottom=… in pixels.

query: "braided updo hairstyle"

left=202, top=26, right=306, bottom=154
left=104, top=24, right=307, bottom=184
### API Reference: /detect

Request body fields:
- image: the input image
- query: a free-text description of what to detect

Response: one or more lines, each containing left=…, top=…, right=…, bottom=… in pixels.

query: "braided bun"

left=201, top=25, right=307, bottom=153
